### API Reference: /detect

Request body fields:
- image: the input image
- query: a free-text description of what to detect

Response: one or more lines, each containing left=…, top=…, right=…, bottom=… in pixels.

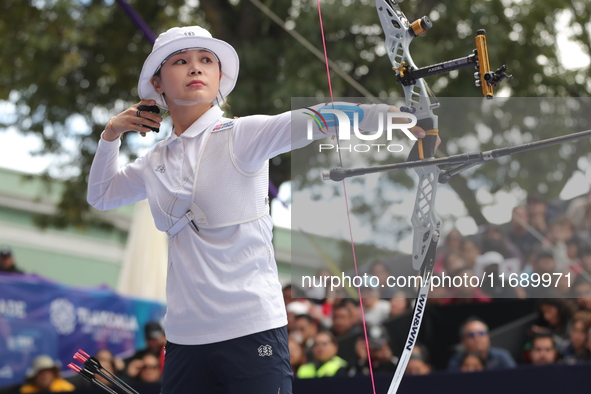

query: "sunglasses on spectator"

left=142, top=364, right=160, bottom=370
left=464, top=330, right=487, bottom=338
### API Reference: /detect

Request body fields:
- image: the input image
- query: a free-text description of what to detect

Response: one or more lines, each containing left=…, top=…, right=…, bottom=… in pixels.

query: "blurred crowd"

left=284, top=191, right=591, bottom=378
left=283, top=290, right=591, bottom=379
left=3, top=191, right=591, bottom=390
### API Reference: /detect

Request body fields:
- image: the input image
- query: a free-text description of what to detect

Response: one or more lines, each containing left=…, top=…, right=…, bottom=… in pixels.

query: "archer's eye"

left=202, top=56, right=214, bottom=64
left=174, top=59, right=187, bottom=65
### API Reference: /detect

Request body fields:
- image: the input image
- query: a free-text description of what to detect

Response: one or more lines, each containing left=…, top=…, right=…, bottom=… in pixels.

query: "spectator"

left=282, top=284, right=294, bottom=307
left=481, top=224, right=522, bottom=262
left=141, top=321, right=166, bottom=358
left=338, top=298, right=361, bottom=326
left=20, top=355, right=75, bottom=393
left=447, top=317, right=516, bottom=371
left=405, top=354, right=431, bottom=376
left=566, top=236, right=583, bottom=275
left=526, top=192, right=550, bottom=235
left=529, top=334, right=558, bottom=366
left=359, top=286, right=390, bottom=326
left=327, top=285, right=349, bottom=300
left=288, top=339, right=306, bottom=375
left=137, top=354, right=162, bottom=383
left=440, top=251, right=467, bottom=275
left=472, top=250, right=504, bottom=277
left=125, top=322, right=166, bottom=372
left=303, top=271, right=336, bottom=329
left=439, top=267, right=491, bottom=305
left=304, top=269, right=330, bottom=301
left=126, top=353, right=162, bottom=383
left=527, top=249, right=558, bottom=298
left=544, top=215, right=575, bottom=272
left=459, top=352, right=486, bottom=372
left=530, top=248, right=556, bottom=276
left=0, top=248, right=23, bottom=274
left=389, top=289, right=411, bottom=318
left=579, top=243, right=591, bottom=277
left=293, top=314, right=319, bottom=359
left=412, top=342, right=431, bottom=361
left=283, top=284, right=308, bottom=307
left=530, top=297, right=576, bottom=354
left=346, top=325, right=397, bottom=377
left=572, top=275, right=591, bottom=312
left=445, top=228, right=464, bottom=252
left=286, top=301, right=310, bottom=332
left=475, top=251, right=524, bottom=299
left=507, top=205, right=541, bottom=266
left=94, top=349, right=122, bottom=387
left=580, top=203, right=591, bottom=244
left=433, top=229, right=464, bottom=274
left=331, top=303, right=361, bottom=339
left=426, top=273, right=449, bottom=304
left=460, top=239, right=481, bottom=270
left=555, top=271, right=573, bottom=297
left=369, top=262, right=397, bottom=298
left=562, top=311, right=591, bottom=364
left=296, top=331, right=347, bottom=378
left=565, top=191, right=591, bottom=232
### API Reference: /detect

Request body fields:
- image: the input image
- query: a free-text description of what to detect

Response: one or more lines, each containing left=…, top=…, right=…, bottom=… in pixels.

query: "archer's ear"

left=151, top=75, right=163, bottom=94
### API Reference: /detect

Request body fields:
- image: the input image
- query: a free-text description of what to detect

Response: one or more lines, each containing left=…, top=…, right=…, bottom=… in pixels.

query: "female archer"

left=87, top=25, right=428, bottom=394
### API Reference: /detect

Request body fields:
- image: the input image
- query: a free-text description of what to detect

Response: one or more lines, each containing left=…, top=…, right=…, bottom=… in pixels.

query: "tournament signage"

left=0, top=274, right=165, bottom=387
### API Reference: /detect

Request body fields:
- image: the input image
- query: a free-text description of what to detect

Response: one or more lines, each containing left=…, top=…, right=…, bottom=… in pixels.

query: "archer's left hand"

left=388, top=106, right=441, bottom=152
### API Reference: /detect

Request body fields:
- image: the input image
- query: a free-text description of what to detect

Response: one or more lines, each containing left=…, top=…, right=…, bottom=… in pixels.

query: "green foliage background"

left=0, top=0, right=590, bottom=234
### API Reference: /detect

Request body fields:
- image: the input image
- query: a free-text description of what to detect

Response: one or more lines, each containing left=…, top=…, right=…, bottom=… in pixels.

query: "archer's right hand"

left=103, top=100, right=163, bottom=141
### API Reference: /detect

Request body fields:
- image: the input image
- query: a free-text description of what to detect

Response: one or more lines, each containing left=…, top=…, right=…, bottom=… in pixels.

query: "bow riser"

left=410, top=166, right=441, bottom=270
left=316, top=2, right=511, bottom=393
left=375, top=1, right=442, bottom=392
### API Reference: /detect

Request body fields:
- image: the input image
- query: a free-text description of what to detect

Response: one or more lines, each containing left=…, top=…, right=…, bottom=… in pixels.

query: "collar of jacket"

left=162, top=105, right=224, bottom=146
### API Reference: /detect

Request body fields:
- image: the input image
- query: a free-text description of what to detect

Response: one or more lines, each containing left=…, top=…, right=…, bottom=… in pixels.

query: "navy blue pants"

left=161, top=326, right=292, bottom=394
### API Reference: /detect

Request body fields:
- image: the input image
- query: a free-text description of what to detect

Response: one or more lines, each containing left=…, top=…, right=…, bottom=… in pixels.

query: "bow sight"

left=379, top=1, right=512, bottom=99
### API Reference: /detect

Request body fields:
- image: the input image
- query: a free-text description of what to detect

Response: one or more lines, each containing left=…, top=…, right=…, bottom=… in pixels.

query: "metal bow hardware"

left=316, top=1, right=588, bottom=393
left=321, top=2, right=591, bottom=393
left=376, top=1, right=504, bottom=391
left=373, top=3, right=512, bottom=391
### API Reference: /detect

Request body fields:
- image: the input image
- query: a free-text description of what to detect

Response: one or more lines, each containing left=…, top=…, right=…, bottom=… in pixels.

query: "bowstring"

left=316, top=3, right=377, bottom=394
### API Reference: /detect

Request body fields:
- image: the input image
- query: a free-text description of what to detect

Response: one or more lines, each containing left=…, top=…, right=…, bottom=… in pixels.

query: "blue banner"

left=0, top=273, right=165, bottom=388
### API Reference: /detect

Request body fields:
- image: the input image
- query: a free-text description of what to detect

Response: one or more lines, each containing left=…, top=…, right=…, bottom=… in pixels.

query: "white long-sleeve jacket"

left=88, top=103, right=390, bottom=345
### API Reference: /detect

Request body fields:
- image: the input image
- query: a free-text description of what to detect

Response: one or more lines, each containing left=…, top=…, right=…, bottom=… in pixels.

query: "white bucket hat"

left=138, top=26, right=239, bottom=109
